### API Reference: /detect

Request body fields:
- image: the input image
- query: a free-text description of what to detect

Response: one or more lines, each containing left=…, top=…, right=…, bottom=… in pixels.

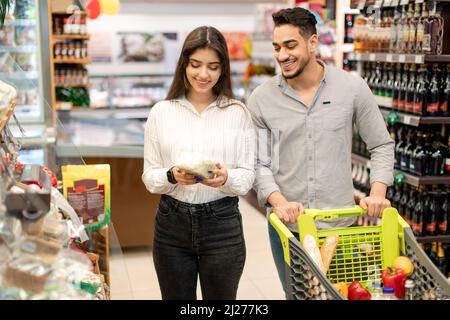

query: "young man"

left=247, top=7, right=394, bottom=296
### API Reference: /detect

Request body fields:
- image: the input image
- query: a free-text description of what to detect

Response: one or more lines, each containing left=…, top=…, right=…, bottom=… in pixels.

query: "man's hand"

left=201, top=163, right=228, bottom=188
left=272, top=202, right=305, bottom=224
left=358, top=196, right=391, bottom=226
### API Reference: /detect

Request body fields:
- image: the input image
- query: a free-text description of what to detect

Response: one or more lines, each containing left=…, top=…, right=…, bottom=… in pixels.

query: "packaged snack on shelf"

left=61, top=165, right=111, bottom=227
left=3, top=254, right=52, bottom=294
left=18, top=236, right=62, bottom=264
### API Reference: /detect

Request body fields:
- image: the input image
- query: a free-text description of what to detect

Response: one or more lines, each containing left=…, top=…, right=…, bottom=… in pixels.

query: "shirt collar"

left=277, top=59, right=328, bottom=89
left=174, top=94, right=234, bottom=109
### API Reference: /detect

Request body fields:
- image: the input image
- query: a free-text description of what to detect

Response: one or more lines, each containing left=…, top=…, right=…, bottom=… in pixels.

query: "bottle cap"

left=405, top=280, right=415, bottom=288
left=383, top=287, right=395, bottom=294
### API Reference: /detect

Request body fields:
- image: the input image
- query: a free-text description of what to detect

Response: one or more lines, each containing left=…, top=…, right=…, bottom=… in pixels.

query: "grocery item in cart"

left=303, top=234, right=325, bottom=273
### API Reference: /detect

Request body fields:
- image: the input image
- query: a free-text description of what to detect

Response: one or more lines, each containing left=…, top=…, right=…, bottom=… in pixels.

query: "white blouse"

left=142, top=96, right=256, bottom=204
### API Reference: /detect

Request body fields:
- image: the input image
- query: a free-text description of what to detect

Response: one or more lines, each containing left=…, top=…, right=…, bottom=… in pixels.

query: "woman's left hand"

left=200, top=163, right=228, bottom=188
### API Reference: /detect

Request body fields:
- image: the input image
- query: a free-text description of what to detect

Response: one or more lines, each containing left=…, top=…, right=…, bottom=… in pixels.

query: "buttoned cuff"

left=370, top=172, right=394, bottom=188
left=257, top=184, right=281, bottom=207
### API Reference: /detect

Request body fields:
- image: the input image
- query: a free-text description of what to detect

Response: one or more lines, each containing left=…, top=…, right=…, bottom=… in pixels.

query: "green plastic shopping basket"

left=270, top=206, right=450, bottom=300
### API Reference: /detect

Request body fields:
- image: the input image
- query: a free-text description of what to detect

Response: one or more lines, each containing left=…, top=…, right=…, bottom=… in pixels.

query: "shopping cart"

left=270, top=206, right=450, bottom=300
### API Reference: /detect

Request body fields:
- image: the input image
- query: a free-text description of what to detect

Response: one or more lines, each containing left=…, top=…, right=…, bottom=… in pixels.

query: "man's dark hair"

left=272, top=7, right=317, bottom=38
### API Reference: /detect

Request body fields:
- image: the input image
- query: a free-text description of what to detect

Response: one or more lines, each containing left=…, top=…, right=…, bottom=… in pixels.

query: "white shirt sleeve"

left=141, top=106, right=177, bottom=194
left=219, top=107, right=256, bottom=196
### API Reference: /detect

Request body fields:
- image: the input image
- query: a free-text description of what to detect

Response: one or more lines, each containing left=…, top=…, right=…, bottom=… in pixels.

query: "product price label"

left=415, top=55, right=423, bottom=64
left=400, top=0, right=409, bottom=5
left=386, top=54, right=393, bottom=62
left=402, top=115, right=411, bottom=125
left=391, top=0, right=400, bottom=6
left=399, top=54, right=406, bottom=63
left=415, top=0, right=424, bottom=4
left=369, top=53, right=376, bottom=61
left=356, top=53, right=362, bottom=61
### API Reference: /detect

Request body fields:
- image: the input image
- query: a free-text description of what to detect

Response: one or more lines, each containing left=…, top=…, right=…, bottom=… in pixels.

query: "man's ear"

left=308, top=34, right=319, bottom=54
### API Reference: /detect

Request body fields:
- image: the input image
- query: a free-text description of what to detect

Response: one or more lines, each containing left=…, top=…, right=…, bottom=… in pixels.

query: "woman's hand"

left=200, top=163, right=228, bottom=188
left=172, top=167, right=197, bottom=185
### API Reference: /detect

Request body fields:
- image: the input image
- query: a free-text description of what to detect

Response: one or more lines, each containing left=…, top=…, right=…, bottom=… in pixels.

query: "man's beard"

left=281, top=55, right=310, bottom=80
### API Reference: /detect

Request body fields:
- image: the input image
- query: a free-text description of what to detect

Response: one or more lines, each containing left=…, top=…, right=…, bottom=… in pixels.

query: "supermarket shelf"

left=379, top=108, right=450, bottom=126
left=416, top=235, right=450, bottom=244
left=0, top=71, right=38, bottom=80
left=399, top=171, right=450, bottom=187
left=348, top=52, right=450, bottom=64
left=52, top=34, right=90, bottom=41
left=0, top=45, right=37, bottom=53
left=54, top=58, right=91, bottom=64
left=55, top=84, right=90, bottom=88
left=343, top=7, right=361, bottom=14
left=351, top=153, right=370, bottom=167
left=57, top=106, right=151, bottom=119
left=4, top=19, right=36, bottom=27
left=351, top=154, right=450, bottom=187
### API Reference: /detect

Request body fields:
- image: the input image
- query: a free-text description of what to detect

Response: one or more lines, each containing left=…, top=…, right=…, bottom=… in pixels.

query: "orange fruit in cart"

left=392, top=256, right=414, bottom=277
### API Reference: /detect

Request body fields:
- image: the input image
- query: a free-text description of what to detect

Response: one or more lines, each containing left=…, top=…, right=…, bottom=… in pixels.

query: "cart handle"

left=304, top=205, right=368, bottom=221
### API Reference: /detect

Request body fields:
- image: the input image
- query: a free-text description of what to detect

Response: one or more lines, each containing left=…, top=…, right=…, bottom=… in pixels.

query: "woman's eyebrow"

left=189, top=58, right=220, bottom=65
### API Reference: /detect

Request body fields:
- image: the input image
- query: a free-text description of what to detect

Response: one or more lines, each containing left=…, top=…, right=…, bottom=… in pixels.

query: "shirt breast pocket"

left=321, top=106, right=349, bottom=132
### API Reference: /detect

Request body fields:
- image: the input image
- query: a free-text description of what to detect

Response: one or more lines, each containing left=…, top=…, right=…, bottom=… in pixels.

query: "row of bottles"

left=353, top=123, right=450, bottom=177
left=387, top=184, right=449, bottom=237
left=420, top=242, right=450, bottom=277
left=54, top=67, right=89, bottom=88
left=361, top=62, right=450, bottom=116
left=353, top=1, right=445, bottom=54
left=53, top=15, right=88, bottom=36
left=391, top=124, right=450, bottom=176
left=54, top=41, right=89, bottom=61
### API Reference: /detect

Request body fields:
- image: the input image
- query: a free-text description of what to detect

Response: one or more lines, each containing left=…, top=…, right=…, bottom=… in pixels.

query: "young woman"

left=142, top=26, right=255, bottom=300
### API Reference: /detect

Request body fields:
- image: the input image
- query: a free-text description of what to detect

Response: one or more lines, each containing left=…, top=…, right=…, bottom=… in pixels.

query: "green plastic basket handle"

left=304, top=205, right=368, bottom=221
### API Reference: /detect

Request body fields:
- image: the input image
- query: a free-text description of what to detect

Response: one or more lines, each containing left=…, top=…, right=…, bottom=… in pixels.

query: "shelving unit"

left=351, top=153, right=450, bottom=187
left=348, top=52, right=450, bottom=64
left=379, top=108, right=450, bottom=127
left=416, top=235, right=450, bottom=244
left=48, top=1, right=91, bottom=111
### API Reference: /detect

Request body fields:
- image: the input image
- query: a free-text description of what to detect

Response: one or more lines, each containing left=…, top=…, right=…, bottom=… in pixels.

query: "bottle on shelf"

left=392, top=63, right=402, bottom=111
left=443, top=65, right=450, bottom=117
left=438, top=191, right=448, bottom=235
left=398, top=64, right=409, bottom=112
left=345, top=14, right=354, bottom=44
left=411, top=130, right=426, bottom=175
left=407, top=2, right=418, bottom=54
left=427, top=64, right=440, bottom=116
left=413, top=64, right=429, bottom=116
left=405, top=187, right=417, bottom=227
left=406, top=64, right=416, bottom=114
left=436, top=242, right=446, bottom=275
left=426, top=189, right=439, bottom=236
left=412, top=188, right=425, bottom=237
left=399, top=184, right=409, bottom=219
left=422, top=0, right=444, bottom=55
left=390, top=6, right=400, bottom=53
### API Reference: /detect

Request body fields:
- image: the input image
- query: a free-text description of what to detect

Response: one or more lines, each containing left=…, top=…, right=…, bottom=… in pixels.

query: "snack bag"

left=61, top=165, right=110, bottom=226
left=175, top=152, right=216, bottom=179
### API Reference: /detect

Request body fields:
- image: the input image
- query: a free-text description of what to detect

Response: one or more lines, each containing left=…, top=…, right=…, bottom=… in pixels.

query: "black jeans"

left=153, top=194, right=246, bottom=300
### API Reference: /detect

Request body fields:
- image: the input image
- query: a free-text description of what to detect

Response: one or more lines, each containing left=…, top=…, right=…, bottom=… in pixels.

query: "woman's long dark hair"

left=166, top=26, right=233, bottom=100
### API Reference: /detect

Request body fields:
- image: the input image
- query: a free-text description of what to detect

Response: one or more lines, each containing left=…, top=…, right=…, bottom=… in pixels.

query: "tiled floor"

left=108, top=197, right=285, bottom=300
